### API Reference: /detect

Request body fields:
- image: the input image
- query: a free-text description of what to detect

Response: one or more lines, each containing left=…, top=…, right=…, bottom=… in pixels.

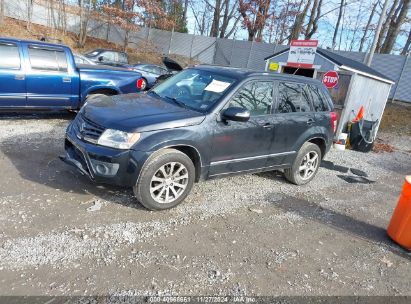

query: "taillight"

left=136, top=78, right=143, bottom=90
left=330, top=111, right=338, bottom=133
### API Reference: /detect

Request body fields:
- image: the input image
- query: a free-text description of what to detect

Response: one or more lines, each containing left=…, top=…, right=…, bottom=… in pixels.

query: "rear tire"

left=284, top=142, right=322, bottom=185
left=134, top=149, right=195, bottom=210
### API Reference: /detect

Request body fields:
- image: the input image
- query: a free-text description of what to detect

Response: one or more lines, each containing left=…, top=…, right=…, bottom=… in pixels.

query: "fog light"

left=96, top=164, right=108, bottom=175
left=90, top=159, right=119, bottom=177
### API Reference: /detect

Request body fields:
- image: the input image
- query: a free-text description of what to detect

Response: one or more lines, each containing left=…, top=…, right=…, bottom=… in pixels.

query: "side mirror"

left=222, top=107, right=250, bottom=122
left=98, top=56, right=104, bottom=62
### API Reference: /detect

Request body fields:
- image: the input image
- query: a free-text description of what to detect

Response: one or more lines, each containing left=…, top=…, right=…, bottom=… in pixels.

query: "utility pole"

left=365, top=0, right=389, bottom=66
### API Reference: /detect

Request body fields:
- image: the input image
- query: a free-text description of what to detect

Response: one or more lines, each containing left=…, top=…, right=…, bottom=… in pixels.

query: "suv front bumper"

left=60, top=124, right=148, bottom=187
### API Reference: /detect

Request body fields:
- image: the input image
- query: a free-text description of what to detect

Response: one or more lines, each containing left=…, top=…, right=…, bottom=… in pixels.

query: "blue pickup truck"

left=0, top=37, right=142, bottom=111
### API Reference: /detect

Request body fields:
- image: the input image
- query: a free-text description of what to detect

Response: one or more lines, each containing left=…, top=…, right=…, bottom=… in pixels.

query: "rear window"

left=0, top=43, right=21, bottom=69
left=29, top=46, right=68, bottom=72
left=307, top=84, right=331, bottom=112
left=119, top=53, right=128, bottom=63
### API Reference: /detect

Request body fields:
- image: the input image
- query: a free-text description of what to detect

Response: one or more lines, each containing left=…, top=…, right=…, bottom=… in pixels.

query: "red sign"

left=322, top=70, right=339, bottom=88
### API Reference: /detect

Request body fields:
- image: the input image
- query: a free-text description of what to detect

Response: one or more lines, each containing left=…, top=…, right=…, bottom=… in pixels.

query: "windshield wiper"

left=148, top=91, right=161, bottom=98
left=164, top=96, right=188, bottom=109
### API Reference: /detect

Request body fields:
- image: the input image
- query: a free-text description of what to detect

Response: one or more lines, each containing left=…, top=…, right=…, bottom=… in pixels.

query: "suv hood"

left=81, top=93, right=205, bottom=133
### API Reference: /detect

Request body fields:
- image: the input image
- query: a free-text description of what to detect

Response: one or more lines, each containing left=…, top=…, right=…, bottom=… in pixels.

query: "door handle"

left=63, top=77, right=71, bottom=83
left=15, top=75, right=25, bottom=80
left=262, top=123, right=274, bottom=129
left=306, top=118, right=315, bottom=125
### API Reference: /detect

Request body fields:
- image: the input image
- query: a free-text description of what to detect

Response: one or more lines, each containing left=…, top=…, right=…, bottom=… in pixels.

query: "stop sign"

left=322, top=70, right=339, bottom=89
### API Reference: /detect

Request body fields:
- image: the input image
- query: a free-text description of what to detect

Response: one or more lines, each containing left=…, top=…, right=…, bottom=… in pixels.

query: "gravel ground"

left=0, top=114, right=410, bottom=297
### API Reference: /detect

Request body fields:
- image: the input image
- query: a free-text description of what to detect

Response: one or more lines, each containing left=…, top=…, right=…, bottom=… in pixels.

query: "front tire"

left=284, top=142, right=321, bottom=185
left=134, top=149, right=195, bottom=210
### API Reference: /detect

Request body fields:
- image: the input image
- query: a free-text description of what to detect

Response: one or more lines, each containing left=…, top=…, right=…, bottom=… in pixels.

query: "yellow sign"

left=269, top=62, right=279, bottom=71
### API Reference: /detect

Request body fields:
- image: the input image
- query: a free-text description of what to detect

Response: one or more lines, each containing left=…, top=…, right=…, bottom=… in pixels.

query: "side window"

left=229, top=81, right=273, bottom=116
left=277, top=82, right=312, bottom=113
left=153, top=66, right=163, bottom=75
left=0, top=43, right=21, bottom=69
left=119, top=53, right=128, bottom=63
left=29, top=47, right=68, bottom=72
left=277, top=82, right=301, bottom=113
left=144, top=65, right=157, bottom=73
left=308, top=84, right=330, bottom=112
left=74, top=56, right=83, bottom=64
left=300, top=84, right=312, bottom=112
left=102, top=51, right=115, bottom=61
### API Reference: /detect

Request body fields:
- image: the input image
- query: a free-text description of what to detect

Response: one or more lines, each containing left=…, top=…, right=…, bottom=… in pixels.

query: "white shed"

left=264, top=48, right=395, bottom=137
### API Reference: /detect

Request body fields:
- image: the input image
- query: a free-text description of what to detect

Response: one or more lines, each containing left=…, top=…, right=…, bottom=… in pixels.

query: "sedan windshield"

left=151, top=69, right=236, bottom=112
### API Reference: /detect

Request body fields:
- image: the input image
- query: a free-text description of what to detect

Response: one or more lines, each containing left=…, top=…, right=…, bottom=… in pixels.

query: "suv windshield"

left=151, top=69, right=236, bottom=112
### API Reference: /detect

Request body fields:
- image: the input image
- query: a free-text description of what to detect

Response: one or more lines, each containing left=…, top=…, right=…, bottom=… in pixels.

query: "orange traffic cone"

left=387, top=176, right=411, bottom=250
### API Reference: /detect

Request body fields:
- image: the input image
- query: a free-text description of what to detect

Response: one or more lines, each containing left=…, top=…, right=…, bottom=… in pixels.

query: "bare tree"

left=376, top=0, right=400, bottom=52
left=183, top=0, right=189, bottom=21
left=348, top=1, right=364, bottom=51
left=209, top=0, right=221, bottom=37
left=305, top=0, right=322, bottom=39
left=219, top=0, right=241, bottom=38
left=332, top=0, right=345, bottom=49
left=26, top=0, right=34, bottom=31
left=189, top=0, right=213, bottom=36
left=78, top=0, right=91, bottom=48
left=290, top=0, right=312, bottom=40
left=0, top=0, right=5, bottom=26
left=401, top=27, right=411, bottom=55
left=380, top=0, right=411, bottom=53
left=359, top=0, right=378, bottom=52
left=238, top=0, right=272, bottom=41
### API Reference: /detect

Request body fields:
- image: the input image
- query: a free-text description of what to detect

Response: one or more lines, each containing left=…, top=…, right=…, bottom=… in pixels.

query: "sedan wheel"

left=150, top=162, right=189, bottom=204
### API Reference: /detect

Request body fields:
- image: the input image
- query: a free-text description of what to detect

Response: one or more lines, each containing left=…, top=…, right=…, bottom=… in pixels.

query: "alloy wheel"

left=150, top=162, right=189, bottom=204
left=299, top=151, right=319, bottom=180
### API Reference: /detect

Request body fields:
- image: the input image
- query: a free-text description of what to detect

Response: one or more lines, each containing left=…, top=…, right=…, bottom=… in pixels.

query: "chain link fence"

left=3, top=0, right=411, bottom=103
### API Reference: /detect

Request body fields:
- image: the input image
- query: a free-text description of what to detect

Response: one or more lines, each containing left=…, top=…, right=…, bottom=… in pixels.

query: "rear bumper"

left=60, top=123, right=149, bottom=187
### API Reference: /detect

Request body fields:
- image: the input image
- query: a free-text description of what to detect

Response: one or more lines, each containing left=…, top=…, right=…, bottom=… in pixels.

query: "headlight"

left=97, top=129, right=141, bottom=149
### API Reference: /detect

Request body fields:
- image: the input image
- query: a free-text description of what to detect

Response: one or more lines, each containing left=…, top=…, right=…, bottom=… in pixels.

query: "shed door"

left=316, top=71, right=352, bottom=118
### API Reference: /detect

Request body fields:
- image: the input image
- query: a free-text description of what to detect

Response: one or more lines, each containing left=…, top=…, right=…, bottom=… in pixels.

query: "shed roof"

left=264, top=47, right=394, bottom=84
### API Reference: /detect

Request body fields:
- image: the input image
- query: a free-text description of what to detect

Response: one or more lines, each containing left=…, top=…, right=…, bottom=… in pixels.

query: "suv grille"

left=74, top=114, right=105, bottom=143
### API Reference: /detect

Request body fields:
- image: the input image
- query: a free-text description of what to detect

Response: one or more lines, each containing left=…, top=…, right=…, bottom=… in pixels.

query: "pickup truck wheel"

left=284, top=142, right=321, bottom=185
left=134, top=149, right=195, bottom=210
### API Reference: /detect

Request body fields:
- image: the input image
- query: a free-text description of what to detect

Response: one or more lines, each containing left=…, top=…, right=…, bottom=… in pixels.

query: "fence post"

left=168, top=27, right=174, bottom=55
left=228, top=40, right=235, bottom=66
left=246, top=40, right=254, bottom=68
left=190, top=35, right=195, bottom=60
left=391, top=53, right=409, bottom=103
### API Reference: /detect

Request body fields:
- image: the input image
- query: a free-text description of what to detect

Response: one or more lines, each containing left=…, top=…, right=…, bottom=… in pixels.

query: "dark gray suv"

left=61, top=66, right=337, bottom=210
